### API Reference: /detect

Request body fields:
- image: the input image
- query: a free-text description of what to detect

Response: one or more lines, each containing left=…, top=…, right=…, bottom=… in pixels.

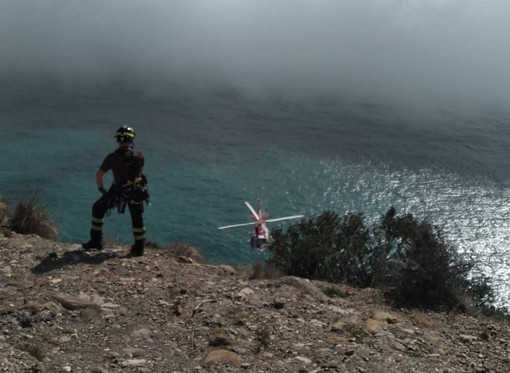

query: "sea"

left=2, top=82, right=510, bottom=308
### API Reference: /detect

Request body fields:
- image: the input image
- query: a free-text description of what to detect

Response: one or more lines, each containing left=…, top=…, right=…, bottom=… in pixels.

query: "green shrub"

left=255, top=328, right=271, bottom=353
left=375, top=207, right=473, bottom=311
left=20, top=343, right=44, bottom=361
left=342, top=323, right=366, bottom=342
left=268, top=206, right=499, bottom=313
left=268, top=211, right=371, bottom=286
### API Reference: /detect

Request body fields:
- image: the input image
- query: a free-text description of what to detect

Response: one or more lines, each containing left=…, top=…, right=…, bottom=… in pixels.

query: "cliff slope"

left=1, top=231, right=509, bottom=373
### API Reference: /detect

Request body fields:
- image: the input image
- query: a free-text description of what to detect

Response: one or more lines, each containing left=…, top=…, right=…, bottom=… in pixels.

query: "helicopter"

left=218, top=200, right=304, bottom=249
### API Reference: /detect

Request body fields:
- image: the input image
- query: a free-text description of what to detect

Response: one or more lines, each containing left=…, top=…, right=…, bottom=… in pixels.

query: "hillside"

left=1, top=230, right=509, bottom=373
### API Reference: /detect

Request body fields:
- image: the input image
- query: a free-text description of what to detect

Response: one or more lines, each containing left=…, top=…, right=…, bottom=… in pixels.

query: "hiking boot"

left=129, top=243, right=144, bottom=257
left=82, top=240, right=103, bottom=251
left=83, top=229, right=103, bottom=251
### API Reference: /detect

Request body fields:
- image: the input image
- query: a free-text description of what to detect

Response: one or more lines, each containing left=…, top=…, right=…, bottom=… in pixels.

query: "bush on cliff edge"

left=268, top=211, right=372, bottom=287
left=268, top=207, right=495, bottom=313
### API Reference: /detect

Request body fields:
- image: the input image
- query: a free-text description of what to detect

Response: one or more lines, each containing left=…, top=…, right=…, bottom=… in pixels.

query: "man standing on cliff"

left=82, top=125, right=148, bottom=257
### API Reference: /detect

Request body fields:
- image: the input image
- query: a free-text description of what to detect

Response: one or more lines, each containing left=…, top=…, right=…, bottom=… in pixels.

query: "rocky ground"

left=1, top=229, right=509, bottom=373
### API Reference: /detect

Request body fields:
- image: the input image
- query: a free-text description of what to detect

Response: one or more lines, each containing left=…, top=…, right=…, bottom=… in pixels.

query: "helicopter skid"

left=250, top=236, right=273, bottom=250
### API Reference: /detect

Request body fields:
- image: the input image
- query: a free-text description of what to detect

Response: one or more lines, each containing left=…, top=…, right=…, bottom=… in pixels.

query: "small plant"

left=145, top=241, right=163, bottom=249
left=250, top=261, right=283, bottom=280
left=20, top=343, right=44, bottom=361
left=322, top=286, right=349, bottom=298
left=479, top=330, right=490, bottom=341
left=342, top=324, right=366, bottom=342
left=168, top=241, right=203, bottom=263
left=9, top=191, right=57, bottom=240
left=173, top=300, right=183, bottom=316
left=0, top=197, right=9, bottom=222
left=255, top=328, right=271, bottom=353
left=0, top=198, right=12, bottom=237
left=475, top=304, right=510, bottom=322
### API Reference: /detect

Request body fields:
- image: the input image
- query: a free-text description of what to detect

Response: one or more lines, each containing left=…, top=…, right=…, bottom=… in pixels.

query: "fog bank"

left=1, top=1, right=510, bottom=105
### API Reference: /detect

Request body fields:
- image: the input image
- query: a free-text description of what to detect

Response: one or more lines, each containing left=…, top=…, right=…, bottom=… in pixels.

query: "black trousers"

left=89, top=193, right=146, bottom=246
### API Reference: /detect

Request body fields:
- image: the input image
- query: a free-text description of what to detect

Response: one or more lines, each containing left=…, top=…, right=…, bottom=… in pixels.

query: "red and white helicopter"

left=218, top=200, right=304, bottom=249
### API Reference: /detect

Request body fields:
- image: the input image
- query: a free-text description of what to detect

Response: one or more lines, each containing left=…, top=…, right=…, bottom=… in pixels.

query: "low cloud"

left=1, top=0, right=509, bottom=105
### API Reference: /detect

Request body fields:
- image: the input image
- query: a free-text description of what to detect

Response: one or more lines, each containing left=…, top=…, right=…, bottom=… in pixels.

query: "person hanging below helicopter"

left=82, top=125, right=150, bottom=257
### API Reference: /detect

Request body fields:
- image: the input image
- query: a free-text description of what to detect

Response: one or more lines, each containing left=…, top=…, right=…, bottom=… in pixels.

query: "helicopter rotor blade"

left=218, top=222, right=255, bottom=230
left=244, top=201, right=261, bottom=221
left=265, top=215, right=304, bottom=223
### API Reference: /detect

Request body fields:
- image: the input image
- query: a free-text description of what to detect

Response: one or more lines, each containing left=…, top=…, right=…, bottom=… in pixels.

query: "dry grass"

left=0, top=198, right=9, bottom=222
left=410, top=311, right=438, bottom=328
left=0, top=198, right=10, bottom=236
left=167, top=241, right=203, bottom=263
left=249, top=261, right=283, bottom=280
left=321, top=285, right=350, bottom=298
left=9, top=192, right=57, bottom=240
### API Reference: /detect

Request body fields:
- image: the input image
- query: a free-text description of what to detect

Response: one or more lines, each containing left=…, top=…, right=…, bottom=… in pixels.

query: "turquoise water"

left=2, top=88, right=510, bottom=306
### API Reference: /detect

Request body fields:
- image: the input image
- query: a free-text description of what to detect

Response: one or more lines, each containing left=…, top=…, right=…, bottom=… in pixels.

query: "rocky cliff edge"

left=1, top=230, right=509, bottom=373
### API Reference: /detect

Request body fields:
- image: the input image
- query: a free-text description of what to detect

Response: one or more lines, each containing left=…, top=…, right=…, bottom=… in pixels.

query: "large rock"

left=204, top=349, right=242, bottom=368
left=51, top=292, right=100, bottom=310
